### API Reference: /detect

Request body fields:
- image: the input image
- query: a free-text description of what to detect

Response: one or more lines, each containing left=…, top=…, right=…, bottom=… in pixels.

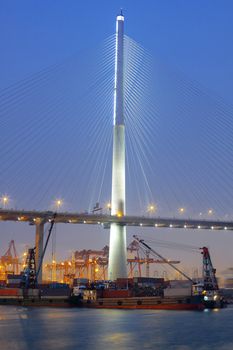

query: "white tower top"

left=113, top=11, right=124, bottom=125
left=116, top=15, right=124, bottom=22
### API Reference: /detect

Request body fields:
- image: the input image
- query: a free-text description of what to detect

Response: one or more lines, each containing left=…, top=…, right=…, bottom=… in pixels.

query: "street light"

left=54, top=199, right=63, bottom=211
left=1, top=195, right=9, bottom=208
left=106, top=202, right=111, bottom=214
left=179, top=207, right=185, bottom=214
left=208, top=209, right=213, bottom=215
left=147, top=204, right=156, bottom=215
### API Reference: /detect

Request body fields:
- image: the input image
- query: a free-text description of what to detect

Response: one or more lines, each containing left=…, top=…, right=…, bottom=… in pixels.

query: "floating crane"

left=133, top=235, right=223, bottom=307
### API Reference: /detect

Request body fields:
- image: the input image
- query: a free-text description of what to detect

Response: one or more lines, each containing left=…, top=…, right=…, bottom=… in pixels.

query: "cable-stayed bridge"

left=1, top=13, right=233, bottom=281
left=0, top=209, right=233, bottom=231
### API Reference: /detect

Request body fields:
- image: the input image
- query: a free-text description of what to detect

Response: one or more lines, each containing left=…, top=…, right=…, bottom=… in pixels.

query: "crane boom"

left=133, top=235, right=194, bottom=283
left=36, top=213, right=57, bottom=281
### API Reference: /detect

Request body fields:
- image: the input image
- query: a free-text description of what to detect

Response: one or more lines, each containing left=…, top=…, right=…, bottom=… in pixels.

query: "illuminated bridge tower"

left=108, top=12, right=127, bottom=280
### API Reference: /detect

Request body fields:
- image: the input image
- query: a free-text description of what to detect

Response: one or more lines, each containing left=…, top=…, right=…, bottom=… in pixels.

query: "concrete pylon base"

left=108, top=223, right=127, bottom=280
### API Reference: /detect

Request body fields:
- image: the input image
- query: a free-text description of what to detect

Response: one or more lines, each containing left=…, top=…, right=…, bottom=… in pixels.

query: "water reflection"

left=0, top=306, right=232, bottom=349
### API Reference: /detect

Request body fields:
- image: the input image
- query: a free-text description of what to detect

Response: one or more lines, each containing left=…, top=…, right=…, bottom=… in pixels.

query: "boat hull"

left=70, top=295, right=205, bottom=311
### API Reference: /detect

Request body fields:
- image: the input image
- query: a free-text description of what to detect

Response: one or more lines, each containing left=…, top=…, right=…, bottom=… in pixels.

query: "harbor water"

left=0, top=306, right=233, bottom=349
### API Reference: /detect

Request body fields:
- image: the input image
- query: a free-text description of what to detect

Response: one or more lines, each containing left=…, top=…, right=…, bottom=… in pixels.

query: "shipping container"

left=101, top=289, right=133, bottom=298
left=0, top=288, right=21, bottom=296
left=164, top=287, right=192, bottom=297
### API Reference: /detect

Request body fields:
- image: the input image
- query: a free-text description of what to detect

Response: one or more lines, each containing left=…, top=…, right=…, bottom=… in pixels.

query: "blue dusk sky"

left=0, top=0, right=233, bottom=274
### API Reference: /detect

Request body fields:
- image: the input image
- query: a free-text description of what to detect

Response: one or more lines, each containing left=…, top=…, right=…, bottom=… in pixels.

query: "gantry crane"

left=0, top=240, right=20, bottom=280
left=43, top=240, right=180, bottom=282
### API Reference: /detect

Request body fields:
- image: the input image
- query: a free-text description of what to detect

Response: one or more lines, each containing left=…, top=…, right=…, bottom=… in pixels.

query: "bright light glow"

left=155, top=223, right=158, bottom=227
left=224, top=227, right=227, bottom=230
left=147, top=204, right=156, bottom=213
left=117, top=212, right=123, bottom=217
left=140, top=223, right=143, bottom=226
left=211, top=226, right=214, bottom=230
left=1, top=195, right=9, bottom=208
left=169, top=224, right=173, bottom=228
left=184, top=225, right=187, bottom=228
left=179, top=207, right=185, bottom=213
left=198, top=225, right=201, bottom=229
left=83, top=220, right=86, bottom=224
left=3, top=196, right=8, bottom=203
left=208, top=209, right=213, bottom=215
left=55, top=199, right=63, bottom=209
left=214, top=295, right=218, bottom=300
left=117, top=15, right=124, bottom=21
left=95, top=268, right=99, bottom=273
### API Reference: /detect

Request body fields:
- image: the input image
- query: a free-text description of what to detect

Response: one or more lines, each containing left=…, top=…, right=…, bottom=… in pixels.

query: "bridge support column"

left=108, top=13, right=127, bottom=280
left=35, top=220, right=44, bottom=284
left=109, top=223, right=127, bottom=280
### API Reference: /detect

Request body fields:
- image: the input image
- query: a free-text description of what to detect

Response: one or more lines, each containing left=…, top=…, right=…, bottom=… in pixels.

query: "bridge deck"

left=0, top=209, right=232, bottom=231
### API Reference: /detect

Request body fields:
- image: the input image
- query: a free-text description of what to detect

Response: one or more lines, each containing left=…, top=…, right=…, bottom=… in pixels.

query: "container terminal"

left=0, top=218, right=228, bottom=310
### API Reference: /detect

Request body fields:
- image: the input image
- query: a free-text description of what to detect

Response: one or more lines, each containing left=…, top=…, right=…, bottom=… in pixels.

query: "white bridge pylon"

left=108, top=12, right=127, bottom=280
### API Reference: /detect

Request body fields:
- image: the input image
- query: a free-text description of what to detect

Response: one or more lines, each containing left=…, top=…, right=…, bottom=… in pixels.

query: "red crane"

left=1, top=240, right=19, bottom=275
